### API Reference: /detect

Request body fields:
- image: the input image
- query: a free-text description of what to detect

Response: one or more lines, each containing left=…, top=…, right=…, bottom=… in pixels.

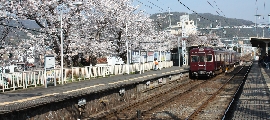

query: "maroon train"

left=189, top=47, right=240, bottom=78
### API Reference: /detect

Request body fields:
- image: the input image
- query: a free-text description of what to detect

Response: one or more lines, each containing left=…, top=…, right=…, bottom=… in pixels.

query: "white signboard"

left=147, top=51, right=154, bottom=62
left=132, top=51, right=140, bottom=63
left=154, top=52, right=160, bottom=61
left=44, top=55, right=56, bottom=87
left=141, top=51, right=147, bottom=63
left=107, top=56, right=124, bottom=65
left=45, top=55, right=55, bottom=69
left=166, top=51, right=171, bottom=61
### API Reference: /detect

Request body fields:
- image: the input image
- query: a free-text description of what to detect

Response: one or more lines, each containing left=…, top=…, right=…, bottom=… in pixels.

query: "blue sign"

left=131, top=51, right=140, bottom=63
left=154, top=52, right=160, bottom=61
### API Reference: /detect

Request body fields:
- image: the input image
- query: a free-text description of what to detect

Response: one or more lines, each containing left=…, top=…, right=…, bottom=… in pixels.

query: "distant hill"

left=150, top=12, right=270, bottom=38
left=0, top=19, right=41, bottom=46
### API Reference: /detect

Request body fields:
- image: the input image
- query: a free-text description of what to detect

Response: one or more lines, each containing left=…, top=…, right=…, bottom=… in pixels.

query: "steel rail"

left=185, top=66, right=244, bottom=120
left=130, top=73, right=228, bottom=119
left=221, top=65, right=251, bottom=120
left=100, top=79, right=201, bottom=119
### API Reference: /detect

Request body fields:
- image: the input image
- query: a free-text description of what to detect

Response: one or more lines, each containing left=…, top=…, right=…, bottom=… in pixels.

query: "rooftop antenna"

left=168, top=7, right=173, bottom=28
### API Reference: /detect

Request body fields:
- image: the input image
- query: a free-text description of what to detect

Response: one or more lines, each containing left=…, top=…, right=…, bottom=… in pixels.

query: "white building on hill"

left=165, top=14, right=197, bottom=36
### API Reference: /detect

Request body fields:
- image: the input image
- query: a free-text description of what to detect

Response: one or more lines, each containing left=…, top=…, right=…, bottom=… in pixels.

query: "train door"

left=190, top=54, right=199, bottom=71
left=198, top=53, right=206, bottom=71
left=205, top=53, right=214, bottom=71
left=230, top=52, right=233, bottom=65
left=224, top=53, right=228, bottom=65
left=220, top=53, right=225, bottom=68
left=219, top=54, right=222, bottom=68
left=215, top=52, right=220, bottom=70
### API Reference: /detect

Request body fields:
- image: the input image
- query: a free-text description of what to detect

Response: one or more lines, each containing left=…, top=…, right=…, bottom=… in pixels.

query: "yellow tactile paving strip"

left=0, top=93, right=59, bottom=106
left=261, top=68, right=270, bottom=91
left=63, top=84, right=104, bottom=94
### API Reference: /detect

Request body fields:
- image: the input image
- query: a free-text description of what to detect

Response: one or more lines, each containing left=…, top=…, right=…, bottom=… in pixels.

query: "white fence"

left=0, top=61, right=173, bottom=92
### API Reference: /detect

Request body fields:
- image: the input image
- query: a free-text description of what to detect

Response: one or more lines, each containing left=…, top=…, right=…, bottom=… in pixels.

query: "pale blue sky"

left=132, top=0, right=270, bottom=24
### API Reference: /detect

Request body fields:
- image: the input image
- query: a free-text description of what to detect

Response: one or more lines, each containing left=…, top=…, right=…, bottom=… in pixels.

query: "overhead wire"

left=206, top=0, right=230, bottom=37
left=135, top=0, right=216, bottom=36
left=133, top=0, right=172, bottom=32
left=176, top=0, right=219, bottom=34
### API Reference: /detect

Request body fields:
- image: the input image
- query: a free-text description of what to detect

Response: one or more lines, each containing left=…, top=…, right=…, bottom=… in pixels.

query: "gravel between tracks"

left=141, top=66, right=249, bottom=119
left=95, top=65, right=250, bottom=120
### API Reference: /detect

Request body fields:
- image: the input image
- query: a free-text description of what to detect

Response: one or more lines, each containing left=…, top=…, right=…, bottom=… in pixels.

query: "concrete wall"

left=0, top=72, right=189, bottom=120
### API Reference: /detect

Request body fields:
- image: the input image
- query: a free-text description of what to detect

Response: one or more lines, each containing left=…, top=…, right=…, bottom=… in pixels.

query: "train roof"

left=190, top=47, right=213, bottom=51
left=190, top=47, right=238, bottom=53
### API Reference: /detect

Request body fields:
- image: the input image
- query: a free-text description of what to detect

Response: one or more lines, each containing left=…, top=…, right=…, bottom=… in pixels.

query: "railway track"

left=185, top=65, right=251, bottom=120
left=89, top=63, right=251, bottom=120
left=98, top=79, right=204, bottom=119
left=138, top=64, right=250, bottom=119
left=93, top=65, right=242, bottom=119
left=141, top=64, right=251, bottom=120
left=138, top=67, right=239, bottom=119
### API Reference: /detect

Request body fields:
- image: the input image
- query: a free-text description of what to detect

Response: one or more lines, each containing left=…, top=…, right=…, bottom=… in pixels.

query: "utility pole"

left=125, top=22, right=129, bottom=74
left=255, top=7, right=261, bottom=37
left=60, top=6, right=64, bottom=85
left=157, top=14, right=164, bottom=63
left=177, top=37, right=180, bottom=67
left=180, top=14, right=189, bottom=66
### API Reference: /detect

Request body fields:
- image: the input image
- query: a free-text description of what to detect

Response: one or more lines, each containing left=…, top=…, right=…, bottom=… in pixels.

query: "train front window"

left=191, top=55, right=199, bottom=62
left=206, top=55, right=213, bottom=62
left=199, top=56, right=205, bottom=62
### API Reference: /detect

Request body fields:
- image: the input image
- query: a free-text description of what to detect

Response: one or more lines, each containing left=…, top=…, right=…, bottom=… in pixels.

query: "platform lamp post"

left=60, top=1, right=83, bottom=85
left=125, top=22, right=130, bottom=74
left=135, top=20, right=142, bottom=74
left=59, top=4, right=64, bottom=85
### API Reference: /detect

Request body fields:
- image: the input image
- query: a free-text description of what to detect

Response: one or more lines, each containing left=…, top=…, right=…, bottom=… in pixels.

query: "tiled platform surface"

left=232, top=61, right=270, bottom=120
left=0, top=66, right=188, bottom=114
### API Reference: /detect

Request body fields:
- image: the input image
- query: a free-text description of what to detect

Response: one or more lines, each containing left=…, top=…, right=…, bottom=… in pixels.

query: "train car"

left=189, top=47, right=240, bottom=78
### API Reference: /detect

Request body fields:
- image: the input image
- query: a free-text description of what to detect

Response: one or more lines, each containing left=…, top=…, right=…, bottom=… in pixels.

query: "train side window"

left=206, top=55, right=213, bottom=62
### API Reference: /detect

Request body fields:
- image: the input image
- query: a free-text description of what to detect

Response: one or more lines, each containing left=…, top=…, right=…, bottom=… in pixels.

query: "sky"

left=132, top=0, right=270, bottom=24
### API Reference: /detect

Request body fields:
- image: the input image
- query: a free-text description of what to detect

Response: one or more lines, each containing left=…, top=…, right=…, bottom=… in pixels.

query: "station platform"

left=0, top=66, right=189, bottom=114
left=231, top=61, right=270, bottom=120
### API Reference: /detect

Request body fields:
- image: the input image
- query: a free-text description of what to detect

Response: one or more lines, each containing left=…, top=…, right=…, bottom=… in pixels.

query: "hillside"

left=0, top=19, right=41, bottom=47
left=150, top=12, right=270, bottom=38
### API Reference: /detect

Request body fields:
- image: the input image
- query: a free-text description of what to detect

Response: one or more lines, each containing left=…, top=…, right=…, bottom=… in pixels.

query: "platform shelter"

left=250, top=37, right=270, bottom=56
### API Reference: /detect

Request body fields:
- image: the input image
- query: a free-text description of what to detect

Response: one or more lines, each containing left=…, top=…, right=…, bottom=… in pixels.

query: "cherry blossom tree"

left=0, top=0, right=175, bottom=67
